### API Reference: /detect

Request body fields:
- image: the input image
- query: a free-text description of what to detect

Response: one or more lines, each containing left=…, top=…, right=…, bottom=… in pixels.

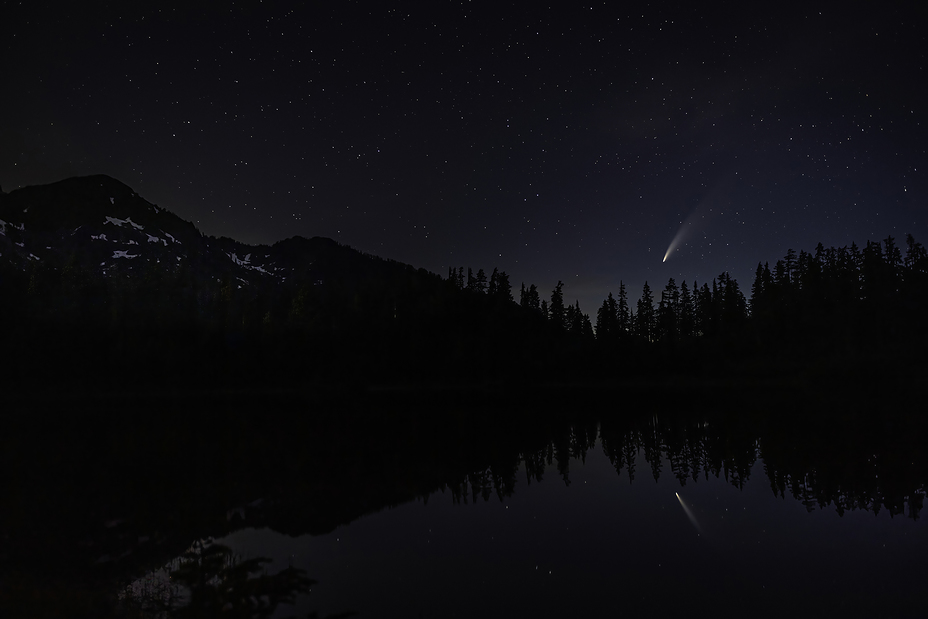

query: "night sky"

left=3, top=1, right=926, bottom=313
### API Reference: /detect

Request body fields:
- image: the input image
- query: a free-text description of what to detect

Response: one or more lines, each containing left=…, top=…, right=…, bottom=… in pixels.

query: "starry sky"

left=3, top=1, right=926, bottom=313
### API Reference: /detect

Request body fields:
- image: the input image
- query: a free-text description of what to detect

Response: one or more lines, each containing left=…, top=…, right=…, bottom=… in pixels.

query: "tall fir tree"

left=596, top=292, right=618, bottom=341
left=636, top=281, right=655, bottom=342
left=617, top=282, right=631, bottom=336
left=549, top=281, right=566, bottom=330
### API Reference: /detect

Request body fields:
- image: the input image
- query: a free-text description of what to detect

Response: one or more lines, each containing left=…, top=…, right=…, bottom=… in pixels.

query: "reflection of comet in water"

left=676, top=492, right=704, bottom=536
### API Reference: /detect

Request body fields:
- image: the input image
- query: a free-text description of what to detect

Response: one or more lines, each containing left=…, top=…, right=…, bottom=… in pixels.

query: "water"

left=6, top=390, right=925, bottom=618
left=127, top=413, right=928, bottom=618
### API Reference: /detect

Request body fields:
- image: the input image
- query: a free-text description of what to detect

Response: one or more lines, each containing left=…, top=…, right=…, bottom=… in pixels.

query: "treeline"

left=2, top=232, right=926, bottom=390
left=444, top=233, right=928, bottom=379
left=444, top=407, right=926, bottom=520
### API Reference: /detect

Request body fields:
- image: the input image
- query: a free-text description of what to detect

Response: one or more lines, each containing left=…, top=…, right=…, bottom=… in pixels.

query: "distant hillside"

left=0, top=174, right=419, bottom=291
left=2, top=175, right=926, bottom=394
left=0, top=176, right=541, bottom=392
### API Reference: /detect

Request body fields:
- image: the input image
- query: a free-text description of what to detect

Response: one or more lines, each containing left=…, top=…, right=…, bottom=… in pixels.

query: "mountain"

left=1, top=175, right=489, bottom=391
left=0, top=174, right=415, bottom=292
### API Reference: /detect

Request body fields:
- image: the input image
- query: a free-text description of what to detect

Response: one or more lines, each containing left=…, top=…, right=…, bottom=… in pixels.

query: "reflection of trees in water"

left=760, top=413, right=927, bottom=520
left=7, top=394, right=925, bottom=617
left=436, top=412, right=925, bottom=521
left=120, top=538, right=355, bottom=619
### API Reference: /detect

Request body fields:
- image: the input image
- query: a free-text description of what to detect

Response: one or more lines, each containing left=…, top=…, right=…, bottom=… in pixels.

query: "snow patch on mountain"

left=91, top=233, right=109, bottom=241
left=162, top=231, right=180, bottom=244
left=146, top=234, right=168, bottom=246
left=227, top=252, right=251, bottom=266
left=224, top=251, right=275, bottom=276
left=113, top=250, right=139, bottom=259
left=105, top=216, right=144, bottom=230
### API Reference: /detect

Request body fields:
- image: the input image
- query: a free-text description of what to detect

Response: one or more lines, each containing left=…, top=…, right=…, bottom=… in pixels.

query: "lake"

left=96, top=388, right=928, bottom=619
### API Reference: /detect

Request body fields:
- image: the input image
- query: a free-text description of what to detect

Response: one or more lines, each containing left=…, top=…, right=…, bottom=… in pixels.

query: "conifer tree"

left=494, top=270, right=512, bottom=302
left=488, top=268, right=499, bottom=297
left=695, top=282, right=712, bottom=336
left=657, top=278, right=680, bottom=342
left=749, top=263, right=767, bottom=316
left=569, top=300, right=584, bottom=335
left=717, top=272, right=747, bottom=328
left=565, top=301, right=579, bottom=335
left=905, top=233, right=928, bottom=271
left=581, top=313, right=595, bottom=341
left=549, top=281, right=566, bottom=330
left=475, top=268, right=488, bottom=293
left=636, top=281, right=655, bottom=342
left=783, top=248, right=797, bottom=285
left=596, top=292, right=618, bottom=341
left=884, top=236, right=903, bottom=281
left=526, top=284, right=541, bottom=313
left=679, top=281, right=695, bottom=337
left=616, top=282, right=631, bottom=336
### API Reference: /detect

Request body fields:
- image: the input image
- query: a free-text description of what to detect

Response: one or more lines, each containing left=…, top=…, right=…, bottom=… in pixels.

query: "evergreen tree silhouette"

left=526, top=283, right=541, bottom=313
left=905, top=233, right=928, bottom=270
left=657, top=278, right=680, bottom=343
left=636, top=281, right=655, bottom=342
left=617, top=281, right=631, bottom=337
left=549, top=281, right=566, bottom=331
left=475, top=268, right=488, bottom=293
left=596, top=292, right=618, bottom=341
left=679, top=280, right=695, bottom=337
left=493, top=269, right=512, bottom=302
left=488, top=268, right=500, bottom=297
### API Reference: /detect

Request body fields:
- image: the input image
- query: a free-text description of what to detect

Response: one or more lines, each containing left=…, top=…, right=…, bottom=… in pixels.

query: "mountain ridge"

left=0, top=174, right=423, bottom=291
left=0, top=174, right=485, bottom=391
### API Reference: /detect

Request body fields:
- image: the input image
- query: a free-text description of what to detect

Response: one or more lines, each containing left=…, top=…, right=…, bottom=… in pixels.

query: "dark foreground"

left=2, top=379, right=927, bottom=618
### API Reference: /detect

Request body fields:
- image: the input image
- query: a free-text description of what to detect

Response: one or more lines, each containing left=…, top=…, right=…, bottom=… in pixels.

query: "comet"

left=662, top=211, right=698, bottom=263
left=662, top=231, right=684, bottom=263
left=662, top=200, right=710, bottom=263
left=676, top=492, right=704, bottom=536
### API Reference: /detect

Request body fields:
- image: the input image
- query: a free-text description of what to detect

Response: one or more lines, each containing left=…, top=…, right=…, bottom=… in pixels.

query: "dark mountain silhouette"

left=2, top=175, right=926, bottom=394
left=0, top=175, right=532, bottom=391
left=0, top=174, right=406, bottom=290
left=2, top=177, right=925, bottom=615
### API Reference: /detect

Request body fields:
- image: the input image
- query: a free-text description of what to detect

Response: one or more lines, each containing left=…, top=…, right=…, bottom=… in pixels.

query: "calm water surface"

left=192, top=429, right=927, bottom=618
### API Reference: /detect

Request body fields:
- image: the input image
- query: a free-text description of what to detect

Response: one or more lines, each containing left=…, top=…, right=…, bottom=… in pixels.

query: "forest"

left=2, top=227, right=927, bottom=391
